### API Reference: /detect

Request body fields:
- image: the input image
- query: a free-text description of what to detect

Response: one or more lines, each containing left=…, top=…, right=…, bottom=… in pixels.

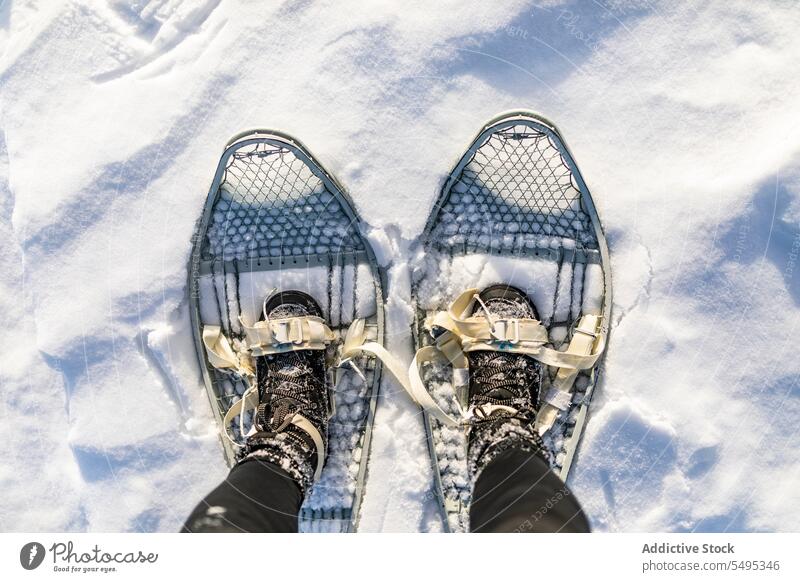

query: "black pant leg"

left=182, top=458, right=303, bottom=532
left=470, top=448, right=590, bottom=533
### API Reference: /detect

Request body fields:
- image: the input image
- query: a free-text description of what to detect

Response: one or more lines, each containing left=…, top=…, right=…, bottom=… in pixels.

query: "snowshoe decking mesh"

left=189, top=131, right=384, bottom=532
left=413, top=111, right=611, bottom=532
left=200, top=143, right=365, bottom=262
left=427, top=121, right=598, bottom=258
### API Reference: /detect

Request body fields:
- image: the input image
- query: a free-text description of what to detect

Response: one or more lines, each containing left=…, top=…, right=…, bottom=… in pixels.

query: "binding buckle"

left=271, top=319, right=304, bottom=345
left=490, top=319, right=520, bottom=344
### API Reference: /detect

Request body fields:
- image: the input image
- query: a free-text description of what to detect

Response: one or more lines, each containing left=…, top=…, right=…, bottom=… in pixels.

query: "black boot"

left=466, top=285, right=548, bottom=478
left=240, top=290, right=330, bottom=495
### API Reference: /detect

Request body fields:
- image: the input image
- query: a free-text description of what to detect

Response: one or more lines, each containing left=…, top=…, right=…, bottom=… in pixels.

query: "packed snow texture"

left=1, top=0, right=799, bottom=532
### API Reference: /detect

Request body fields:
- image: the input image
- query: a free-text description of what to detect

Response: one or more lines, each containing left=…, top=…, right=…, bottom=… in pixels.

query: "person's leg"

left=470, top=448, right=589, bottom=533
left=182, top=458, right=303, bottom=532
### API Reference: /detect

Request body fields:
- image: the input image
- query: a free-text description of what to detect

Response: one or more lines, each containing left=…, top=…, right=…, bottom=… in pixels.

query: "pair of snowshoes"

left=187, top=111, right=611, bottom=533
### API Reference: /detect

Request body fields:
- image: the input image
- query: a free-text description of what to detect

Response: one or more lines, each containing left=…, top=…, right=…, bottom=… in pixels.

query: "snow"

left=1, top=0, right=799, bottom=532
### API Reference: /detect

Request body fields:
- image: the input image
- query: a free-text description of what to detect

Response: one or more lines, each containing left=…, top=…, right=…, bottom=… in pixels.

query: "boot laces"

left=257, top=351, right=326, bottom=433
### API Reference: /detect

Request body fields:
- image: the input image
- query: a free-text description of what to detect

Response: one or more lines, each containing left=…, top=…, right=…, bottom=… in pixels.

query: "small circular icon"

left=20, top=542, right=46, bottom=570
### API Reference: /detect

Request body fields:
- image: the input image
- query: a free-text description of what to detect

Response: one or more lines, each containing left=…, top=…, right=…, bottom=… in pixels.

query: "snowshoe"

left=188, top=130, right=385, bottom=532
left=409, top=111, right=612, bottom=532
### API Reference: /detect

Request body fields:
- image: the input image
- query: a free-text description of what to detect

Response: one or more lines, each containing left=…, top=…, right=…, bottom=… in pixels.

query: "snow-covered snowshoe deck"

left=412, top=111, right=611, bottom=532
left=188, top=130, right=384, bottom=532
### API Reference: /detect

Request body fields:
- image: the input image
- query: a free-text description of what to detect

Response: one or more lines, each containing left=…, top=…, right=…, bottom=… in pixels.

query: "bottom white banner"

left=1, top=533, right=797, bottom=581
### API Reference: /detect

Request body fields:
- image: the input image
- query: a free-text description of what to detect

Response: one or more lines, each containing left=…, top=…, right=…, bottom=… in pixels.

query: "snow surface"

left=1, top=0, right=799, bottom=532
